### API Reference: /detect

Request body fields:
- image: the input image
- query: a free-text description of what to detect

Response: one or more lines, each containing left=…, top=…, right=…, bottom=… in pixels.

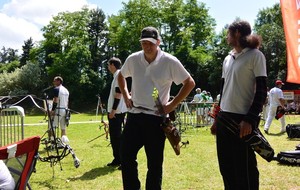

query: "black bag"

left=286, top=124, right=300, bottom=138
left=275, top=106, right=285, bottom=119
left=217, top=113, right=275, bottom=162
left=65, top=108, right=71, bottom=126
left=276, top=150, right=300, bottom=165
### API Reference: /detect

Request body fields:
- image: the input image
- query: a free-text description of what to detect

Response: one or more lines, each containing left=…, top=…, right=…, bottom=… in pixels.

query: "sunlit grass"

left=23, top=113, right=300, bottom=190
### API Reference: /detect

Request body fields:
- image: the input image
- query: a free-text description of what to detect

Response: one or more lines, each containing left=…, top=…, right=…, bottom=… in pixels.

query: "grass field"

left=21, top=113, right=300, bottom=190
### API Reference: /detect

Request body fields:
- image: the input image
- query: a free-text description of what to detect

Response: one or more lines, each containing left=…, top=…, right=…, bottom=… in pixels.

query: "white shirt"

left=192, top=93, right=202, bottom=102
left=121, top=47, right=190, bottom=115
left=207, top=96, right=214, bottom=103
left=269, top=87, right=284, bottom=107
left=54, top=85, right=69, bottom=108
left=0, top=160, right=15, bottom=190
left=221, top=48, right=267, bottom=114
left=107, top=70, right=127, bottom=113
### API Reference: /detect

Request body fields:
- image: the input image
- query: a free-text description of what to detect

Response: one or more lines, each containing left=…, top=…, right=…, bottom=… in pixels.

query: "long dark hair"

left=228, top=20, right=261, bottom=49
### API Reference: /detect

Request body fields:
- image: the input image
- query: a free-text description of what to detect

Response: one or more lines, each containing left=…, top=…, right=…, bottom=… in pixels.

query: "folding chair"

left=0, top=106, right=25, bottom=147
left=0, top=136, right=41, bottom=190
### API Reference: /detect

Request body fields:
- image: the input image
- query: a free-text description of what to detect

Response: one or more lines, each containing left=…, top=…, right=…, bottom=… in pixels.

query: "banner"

left=280, top=0, right=300, bottom=84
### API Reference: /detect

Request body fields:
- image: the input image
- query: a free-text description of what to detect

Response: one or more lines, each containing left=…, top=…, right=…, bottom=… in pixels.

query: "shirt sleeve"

left=53, top=87, right=59, bottom=97
left=120, top=56, right=132, bottom=78
left=171, top=58, right=190, bottom=85
left=253, top=50, right=267, bottom=77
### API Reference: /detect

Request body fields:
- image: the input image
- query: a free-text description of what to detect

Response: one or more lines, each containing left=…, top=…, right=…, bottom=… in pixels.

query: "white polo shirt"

left=107, top=70, right=127, bottom=113
left=121, top=47, right=190, bottom=115
left=192, top=93, right=202, bottom=102
left=269, top=87, right=284, bottom=107
left=54, top=85, right=69, bottom=108
left=220, top=48, right=267, bottom=114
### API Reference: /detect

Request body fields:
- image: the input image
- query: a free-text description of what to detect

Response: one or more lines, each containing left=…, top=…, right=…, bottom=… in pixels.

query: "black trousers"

left=120, top=113, right=165, bottom=190
left=108, top=113, right=125, bottom=164
left=216, top=112, right=259, bottom=190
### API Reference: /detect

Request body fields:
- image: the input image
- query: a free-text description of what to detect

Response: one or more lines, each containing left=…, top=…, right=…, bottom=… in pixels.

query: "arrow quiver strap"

left=218, top=112, right=275, bottom=162
left=152, top=89, right=181, bottom=155
left=161, top=118, right=181, bottom=155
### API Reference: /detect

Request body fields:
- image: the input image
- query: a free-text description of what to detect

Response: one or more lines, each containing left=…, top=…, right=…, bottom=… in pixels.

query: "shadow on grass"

left=266, top=132, right=286, bottom=137
left=34, top=178, right=58, bottom=189
left=69, top=166, right=116, bottom=181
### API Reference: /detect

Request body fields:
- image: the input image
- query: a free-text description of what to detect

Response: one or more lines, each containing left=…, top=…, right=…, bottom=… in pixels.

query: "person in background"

left=296, top=102, right=300, bottom=114
left=191, top=88, right=202, bottom=102
left=191, top=88, right=203, bottom=126
left=286, top=100, right=296, bottom=114
left=264, top=80, right=286, bottom=134
left=118, top=26, right=195, bottom=190
left=205, top=92, right=214, bottom=124
left=216, top=94, right=221, bottom=102
left=214, top=20, right=267, bottom=190
left=51, top=76, right=70, bottom=144
left=106, top=57, right=127, bottom=169
left=199, top=90, right=208, bottom=126
left=262, top=87, right=270, bottom=121
left=207, top=92, right=214, bottom=103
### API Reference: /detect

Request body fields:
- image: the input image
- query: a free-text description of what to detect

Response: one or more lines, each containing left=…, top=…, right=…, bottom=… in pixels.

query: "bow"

left=87, top=95, right=109, bottom=143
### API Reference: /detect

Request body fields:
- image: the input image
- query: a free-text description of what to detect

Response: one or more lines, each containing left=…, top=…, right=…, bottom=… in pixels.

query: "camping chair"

left=0, top=106, right=25, bottom=147
left=0, top=136, right=41, bottom=190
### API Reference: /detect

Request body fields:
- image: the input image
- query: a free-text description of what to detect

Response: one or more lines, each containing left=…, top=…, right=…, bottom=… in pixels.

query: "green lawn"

left=22, top=113, right=300, bottom=190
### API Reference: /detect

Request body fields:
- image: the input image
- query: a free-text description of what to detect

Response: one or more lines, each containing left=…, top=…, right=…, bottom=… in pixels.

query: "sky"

left=0, top=0, right=280, bottom=52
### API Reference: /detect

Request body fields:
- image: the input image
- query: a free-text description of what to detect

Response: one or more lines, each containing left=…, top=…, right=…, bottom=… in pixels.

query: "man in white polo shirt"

left=264, top=80, right=286, bottom=134
left=118, top=26, right=195, bottom=190
left=106, top=57, right=127, bottom=169
left=51, top=76, right=70, bottom=144
left=191, top=88, right=203, bottom=126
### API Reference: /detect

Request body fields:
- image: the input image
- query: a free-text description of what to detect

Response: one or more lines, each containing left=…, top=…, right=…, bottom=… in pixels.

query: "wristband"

left=51, top=102, right=57, bottom=111
left=112, top=98, right=120, bottom=110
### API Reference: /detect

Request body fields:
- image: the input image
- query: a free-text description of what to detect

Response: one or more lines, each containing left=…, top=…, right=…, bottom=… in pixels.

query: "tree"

left=0, top=47, right=19, bottom=64
left=108, top=0, right=216, bottom=96
left=174, top=0, right=215, bottom=93
left=254, top=3, right=286, bottom=87
left=0, top=47, right=20, bottom=73
left=88, top=8, right=108, bottom=72
left=20, top=37, right=34, bottom=66
left=206, top=28, right=231, bottom=97
left=40, top=7, right=109, bottom=108
left=86, top=8, right=111, bottom=101
left=0, top=62, right=42, bottom=96
left=108, top=0, right=160, bottom=61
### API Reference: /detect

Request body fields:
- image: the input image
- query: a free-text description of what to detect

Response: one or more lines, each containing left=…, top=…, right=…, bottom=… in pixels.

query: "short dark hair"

left=54, top=76, right=63, bottom=83
left=108, top=57, right=122, bottom=69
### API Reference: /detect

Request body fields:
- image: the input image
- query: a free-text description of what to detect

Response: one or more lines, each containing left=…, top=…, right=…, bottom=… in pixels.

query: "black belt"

left=133, top=105, right=155, bottom=112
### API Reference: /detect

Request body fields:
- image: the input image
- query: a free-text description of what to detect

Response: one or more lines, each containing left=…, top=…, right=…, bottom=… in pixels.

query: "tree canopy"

left=0, top=2, right=293, bottom=111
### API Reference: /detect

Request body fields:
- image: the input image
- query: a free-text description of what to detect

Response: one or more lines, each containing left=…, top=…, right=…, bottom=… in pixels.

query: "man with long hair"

left=214, top=20, right=267, bottom=189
